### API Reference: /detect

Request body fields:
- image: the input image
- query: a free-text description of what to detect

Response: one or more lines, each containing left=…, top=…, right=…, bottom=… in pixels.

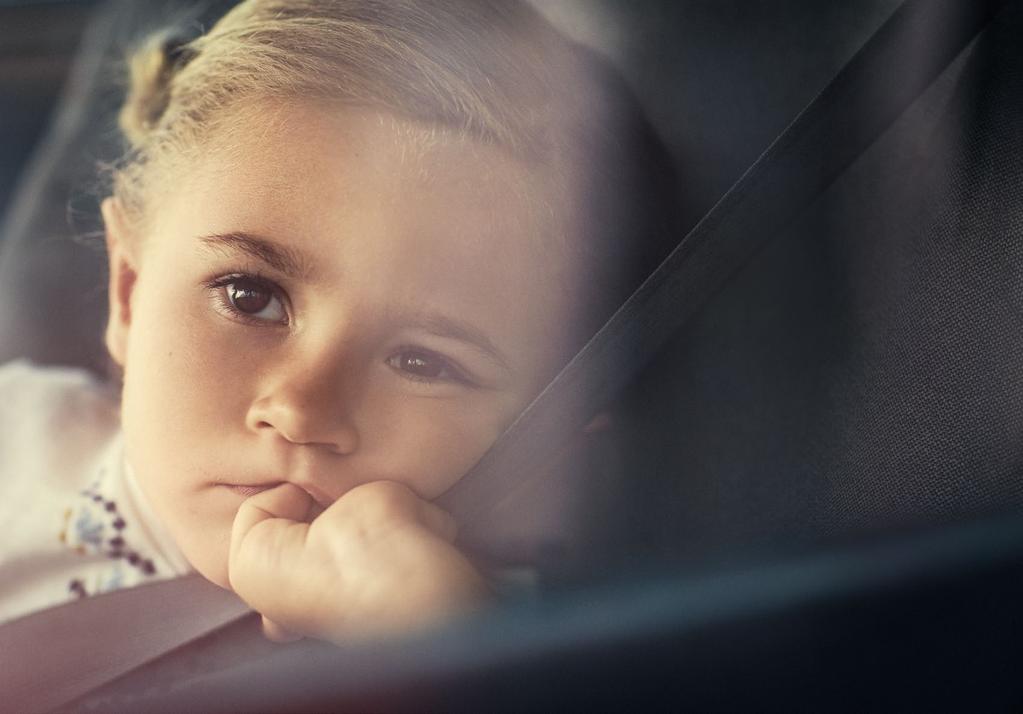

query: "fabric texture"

left=0, top=360, right=190, bottom=624
left=591, top=0, right=1023, bottom=565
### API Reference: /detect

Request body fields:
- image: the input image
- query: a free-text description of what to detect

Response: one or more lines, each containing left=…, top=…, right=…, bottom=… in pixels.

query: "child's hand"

left=228, top=481, right=491, bottom=644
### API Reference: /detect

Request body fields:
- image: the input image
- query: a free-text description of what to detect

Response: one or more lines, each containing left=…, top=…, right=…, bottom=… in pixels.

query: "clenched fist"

left=229, top=481, right=491, bottom=643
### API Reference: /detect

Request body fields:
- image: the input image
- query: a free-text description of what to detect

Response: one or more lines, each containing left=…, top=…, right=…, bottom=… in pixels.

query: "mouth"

left=219, top=482, right=284, bottom=497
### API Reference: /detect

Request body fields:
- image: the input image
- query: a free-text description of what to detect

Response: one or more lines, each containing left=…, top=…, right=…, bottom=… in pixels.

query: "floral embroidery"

left=73, top=509, right=104, bottom=548
left=59, top=470, right=159, bottom=599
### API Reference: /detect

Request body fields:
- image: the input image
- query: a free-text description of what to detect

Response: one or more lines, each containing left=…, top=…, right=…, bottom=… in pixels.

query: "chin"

left=193, top=555, right=233, bottom=591
left=178, top=533, right=233, bottom=590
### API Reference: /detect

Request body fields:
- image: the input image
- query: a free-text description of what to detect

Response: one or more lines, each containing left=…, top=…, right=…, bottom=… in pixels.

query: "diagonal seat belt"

left=438, top=0, right=1007, bottom=558
left=0, top=0, right=1004, bottom=711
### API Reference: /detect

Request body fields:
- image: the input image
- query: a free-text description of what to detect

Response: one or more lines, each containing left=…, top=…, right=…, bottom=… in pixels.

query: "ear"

left=101, top=197, right=139, bottom=369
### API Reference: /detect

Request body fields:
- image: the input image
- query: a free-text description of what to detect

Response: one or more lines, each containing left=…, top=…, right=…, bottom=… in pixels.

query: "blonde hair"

left=116, top=1, right=583, bottom=225
left=113, top=0, right=678, bottom=328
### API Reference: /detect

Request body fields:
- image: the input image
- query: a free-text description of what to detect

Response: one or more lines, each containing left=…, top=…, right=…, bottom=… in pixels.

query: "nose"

left=245, top=358, right=360, bottom=456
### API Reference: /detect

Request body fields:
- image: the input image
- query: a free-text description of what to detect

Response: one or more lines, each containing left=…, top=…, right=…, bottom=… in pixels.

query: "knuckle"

left=349, top=480, right=416, bottom=519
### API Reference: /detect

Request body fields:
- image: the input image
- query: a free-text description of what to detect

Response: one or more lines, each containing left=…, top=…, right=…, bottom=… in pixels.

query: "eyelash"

left=385, top=347, right=472, bottom=386
left=203, top=272, right=290, bottom=326
left=202, top=271, right=473, bottom=387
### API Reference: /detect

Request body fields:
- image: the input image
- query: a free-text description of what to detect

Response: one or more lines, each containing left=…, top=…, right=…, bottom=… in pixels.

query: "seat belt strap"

left=438, top=0, right=1005, bottom=558
left=0, top=575, right=250, bottom=714
left=0, top=0, right=1001, bottom=711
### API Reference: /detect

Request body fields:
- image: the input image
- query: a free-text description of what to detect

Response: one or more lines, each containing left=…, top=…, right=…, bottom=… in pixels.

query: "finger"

left=230, top=482, right=315, bottom=559
left=229, top=483, right=314, bottom=598
left=261, top=615, right=304, bottom=643
left=417, top=499, right=458, bottom=543
left=245, top=481, right=319, bottom=523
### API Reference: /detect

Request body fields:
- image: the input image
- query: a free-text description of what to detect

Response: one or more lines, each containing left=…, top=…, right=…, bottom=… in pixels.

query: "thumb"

left=229, top=483, right=316, bottom=606
left=261, top=614, right=304, bottom=643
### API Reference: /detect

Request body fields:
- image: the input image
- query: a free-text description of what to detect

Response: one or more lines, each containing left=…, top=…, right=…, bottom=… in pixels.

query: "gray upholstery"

left=0, top=0, right=235, bottom=376
left=592, top=0, right=1023, bottom=564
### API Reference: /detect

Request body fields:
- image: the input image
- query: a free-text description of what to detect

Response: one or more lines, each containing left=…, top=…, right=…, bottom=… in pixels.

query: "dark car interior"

left=2, top=0, right=1023, bottom=710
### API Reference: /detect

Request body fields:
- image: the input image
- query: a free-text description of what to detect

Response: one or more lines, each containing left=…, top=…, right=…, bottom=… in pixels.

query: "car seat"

left=2, top=0, right=1022, bottom=710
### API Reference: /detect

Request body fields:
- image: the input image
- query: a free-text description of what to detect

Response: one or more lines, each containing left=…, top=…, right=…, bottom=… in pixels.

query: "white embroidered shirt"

left=0, top=360, right=191, bottom=624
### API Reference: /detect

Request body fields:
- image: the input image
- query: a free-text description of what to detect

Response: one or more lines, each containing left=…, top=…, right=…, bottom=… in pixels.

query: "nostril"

left=247, top=400, right=359, bottom=455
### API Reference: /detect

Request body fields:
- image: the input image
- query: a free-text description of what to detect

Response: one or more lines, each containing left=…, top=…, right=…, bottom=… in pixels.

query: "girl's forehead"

left=167, top=101, right=561, bottom=246
left=195, top=102, right=539, bottom=185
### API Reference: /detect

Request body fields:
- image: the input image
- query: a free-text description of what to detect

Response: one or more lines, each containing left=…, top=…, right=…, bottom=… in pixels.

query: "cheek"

left=121, top=274, right=255, bottom=472
left=118, top=276, right=253, bottom=586
left=360, top=383, right=512, bottom=499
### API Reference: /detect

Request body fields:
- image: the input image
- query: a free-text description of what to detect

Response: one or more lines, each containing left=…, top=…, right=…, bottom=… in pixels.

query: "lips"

left=220, top=482, right=283, bottom=497
left=216, top=478, right=334, bottom=509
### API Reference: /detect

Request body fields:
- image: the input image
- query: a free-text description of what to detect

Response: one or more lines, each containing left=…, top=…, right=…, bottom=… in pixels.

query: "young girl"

left=0, top=0, right=676, bottom=643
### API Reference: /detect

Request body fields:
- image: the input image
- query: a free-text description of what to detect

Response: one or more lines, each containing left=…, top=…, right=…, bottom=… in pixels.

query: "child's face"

left=105, top=102, right=578, bottom=587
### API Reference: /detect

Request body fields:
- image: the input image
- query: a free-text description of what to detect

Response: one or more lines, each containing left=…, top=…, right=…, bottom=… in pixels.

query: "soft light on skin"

left=103, top=102, right=579, bottom=588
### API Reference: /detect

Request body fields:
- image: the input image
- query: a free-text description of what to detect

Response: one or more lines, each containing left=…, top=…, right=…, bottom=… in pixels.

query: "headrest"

left=0, top=0, right=236, bottom=376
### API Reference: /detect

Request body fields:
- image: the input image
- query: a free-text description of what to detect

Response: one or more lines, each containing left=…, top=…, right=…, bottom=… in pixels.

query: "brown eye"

left=400, top=351, right=445, bottom=378
left=228, top=280, right=272, bottom=314
left=387, top=349, right=464, bottom=383
left=207, top=274, right=288, bottom=324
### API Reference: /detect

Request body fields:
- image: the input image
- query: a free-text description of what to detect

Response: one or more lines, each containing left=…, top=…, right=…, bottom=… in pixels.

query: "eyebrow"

left=199, top=231, right=510, bottom=372
left=411, top=311, right=512, bottom=373
left=198, top=231, right=317, bottom=280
